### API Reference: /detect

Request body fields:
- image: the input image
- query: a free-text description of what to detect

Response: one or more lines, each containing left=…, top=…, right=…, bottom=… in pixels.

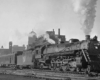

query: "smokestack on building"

left=85, top=35, right=90, bottom=40
left=53, top=29, right=55, bottom=35
left=9, top=41, right=12, bottom=53
left=58, top=28, right=60, bottom=37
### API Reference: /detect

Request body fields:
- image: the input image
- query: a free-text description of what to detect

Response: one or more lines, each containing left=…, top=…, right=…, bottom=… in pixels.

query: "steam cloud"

left=29, top=31, right=55, bottom=44
left=71, top=0, right=98, bottom=35
left=43, top=33, right=55, bottom=44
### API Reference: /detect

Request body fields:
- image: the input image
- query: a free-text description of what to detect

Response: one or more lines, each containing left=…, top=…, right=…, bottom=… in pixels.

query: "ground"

left=0, top=74, right=45, bottom=80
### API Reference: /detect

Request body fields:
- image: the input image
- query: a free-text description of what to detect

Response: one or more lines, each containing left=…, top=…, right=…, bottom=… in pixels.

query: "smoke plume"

left=71, top=0, right=98, bottom=35
left=43, top=33, right=55, bottom=44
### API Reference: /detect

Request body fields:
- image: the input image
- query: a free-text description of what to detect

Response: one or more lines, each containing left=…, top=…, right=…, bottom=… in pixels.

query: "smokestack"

left=9, top=41, right=12, bottom=53
left=58, top=28, right=60, bottom=36
left=93, top=35, right=98, bottom=41
left=85, top=35, right=90, bottom=40
left=53, top=29, right=55, bottom=35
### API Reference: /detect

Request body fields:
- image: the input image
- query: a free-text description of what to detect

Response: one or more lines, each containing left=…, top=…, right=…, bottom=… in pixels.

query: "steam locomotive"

left=32, top=35, right=100, bottom=74
left=0, top=30, right=100, bottom=74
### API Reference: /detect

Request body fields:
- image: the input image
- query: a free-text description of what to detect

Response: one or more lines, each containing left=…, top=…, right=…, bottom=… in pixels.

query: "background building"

left=28, top=30, right=37, bottom=45
left=46, top=28, right=66, bottom=44
left=27, top=30, right=37, bottom=49
left=0, top=41, right=12, bottom=55
left=12, top=45, right=25, bottom=53
left=0, top=41, right=25, bottom=55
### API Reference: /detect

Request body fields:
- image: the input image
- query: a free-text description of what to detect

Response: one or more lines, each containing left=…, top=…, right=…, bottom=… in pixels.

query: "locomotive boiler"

left=33, top=35, right=100, bottom=74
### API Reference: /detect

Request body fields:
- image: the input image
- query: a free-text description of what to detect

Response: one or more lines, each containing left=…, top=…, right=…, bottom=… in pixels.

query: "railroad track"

left=18, top=69, right=100, bottom=80
left=21, top=68, right=97, bottom=77
left=0, top=68, right=100, bottom=80
left=0, top=67, right=99, bottom=77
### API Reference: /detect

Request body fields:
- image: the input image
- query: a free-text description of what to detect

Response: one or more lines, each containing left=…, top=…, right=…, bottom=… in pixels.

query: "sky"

left=0, top=0, right=100, bottom=48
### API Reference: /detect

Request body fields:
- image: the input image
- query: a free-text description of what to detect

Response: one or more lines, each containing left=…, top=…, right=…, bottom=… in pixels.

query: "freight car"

left=32, top=35, right=100, bottom=74
left=0, top=53, right=15, bottom=67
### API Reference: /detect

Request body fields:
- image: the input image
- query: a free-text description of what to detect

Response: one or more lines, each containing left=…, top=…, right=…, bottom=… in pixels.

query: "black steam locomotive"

left=32, top=35, right=100, bottom=74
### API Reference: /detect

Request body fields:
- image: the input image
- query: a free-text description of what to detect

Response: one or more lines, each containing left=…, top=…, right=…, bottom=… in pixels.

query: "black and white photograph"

left=0, top=0, right=100, bottom=80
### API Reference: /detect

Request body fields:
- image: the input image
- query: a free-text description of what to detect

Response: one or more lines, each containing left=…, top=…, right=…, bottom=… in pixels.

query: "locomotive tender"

left=0, top=29, right=100, bottom=74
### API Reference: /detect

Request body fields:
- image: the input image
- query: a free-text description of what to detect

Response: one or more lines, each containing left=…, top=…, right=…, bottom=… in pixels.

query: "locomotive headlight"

left=95, top=46, right=98, bottom=49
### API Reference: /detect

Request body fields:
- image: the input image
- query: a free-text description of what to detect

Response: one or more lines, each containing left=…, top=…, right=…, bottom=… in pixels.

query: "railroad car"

left=0, top=53, right=15, bottom=67
left=0, top=51, right=22, bottom=68
left=0, top=50, right=34, bottom=69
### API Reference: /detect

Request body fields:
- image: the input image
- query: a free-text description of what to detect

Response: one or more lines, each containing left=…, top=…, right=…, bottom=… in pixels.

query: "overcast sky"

left=0, top=0, right=100, bottom=48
